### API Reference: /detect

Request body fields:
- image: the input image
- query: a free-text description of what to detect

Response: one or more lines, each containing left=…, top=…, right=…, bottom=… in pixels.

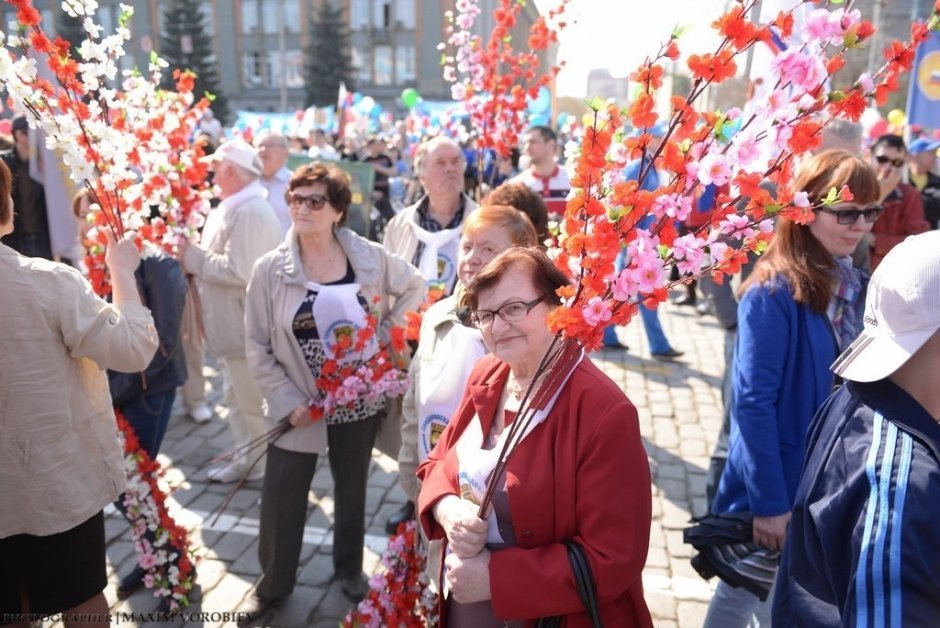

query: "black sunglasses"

left=287, top=192, right=329, bottom=211
left=815, top=204, right=883, bottom=225
left=874, top=155, right=905, bottom=168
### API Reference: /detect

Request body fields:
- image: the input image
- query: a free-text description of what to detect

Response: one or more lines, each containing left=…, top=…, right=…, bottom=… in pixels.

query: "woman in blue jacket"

left=704, top=150, right=882, bottom=626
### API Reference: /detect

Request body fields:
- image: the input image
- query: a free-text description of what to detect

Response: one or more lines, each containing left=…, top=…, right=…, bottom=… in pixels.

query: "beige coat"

left=184, top=185, right=282, bottom=359
left=398, top=292, right=487, bottom=502
left=381, top=194, right=477, bottom=263
left=245, top=227, right=426, bottom=453
left=0, top=244, right=158, bottom=537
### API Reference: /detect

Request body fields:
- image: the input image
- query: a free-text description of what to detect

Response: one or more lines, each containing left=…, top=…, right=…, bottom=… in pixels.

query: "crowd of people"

left=1, top=108, right=939, bottom=628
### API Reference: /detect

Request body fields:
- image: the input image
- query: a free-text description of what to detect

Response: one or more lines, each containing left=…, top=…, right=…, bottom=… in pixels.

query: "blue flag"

left=906, top=31, right=940, bottom=130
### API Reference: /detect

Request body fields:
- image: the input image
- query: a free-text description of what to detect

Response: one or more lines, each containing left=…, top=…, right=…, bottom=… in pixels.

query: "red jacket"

left=417, top=354, right=653, bottom=627
left=871, top=183, right=930, bottom=269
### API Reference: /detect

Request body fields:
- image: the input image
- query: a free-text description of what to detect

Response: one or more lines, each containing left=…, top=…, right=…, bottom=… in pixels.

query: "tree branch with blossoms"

left=1, top=0, right=212, bottom=294
left=455, top=0, right=940, bottom=526
left=547, top=0, right=940, bottom=350
left=115, top=411, right=196, bottom=612
left=440, top=0, right=571, bottom=191
left=1, top=0, right=216, bottom=610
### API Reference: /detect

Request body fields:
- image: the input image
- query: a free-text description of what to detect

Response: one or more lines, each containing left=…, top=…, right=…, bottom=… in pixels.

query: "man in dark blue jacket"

left=774, top=231, right=940, bottom=626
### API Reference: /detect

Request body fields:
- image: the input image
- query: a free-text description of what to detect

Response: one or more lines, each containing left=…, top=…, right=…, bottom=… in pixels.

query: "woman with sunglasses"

left=417, top=247, right=653, bottom=626
left=241, top=162, right=425, bottom=624
left=703, top=150, right=881, bottom=626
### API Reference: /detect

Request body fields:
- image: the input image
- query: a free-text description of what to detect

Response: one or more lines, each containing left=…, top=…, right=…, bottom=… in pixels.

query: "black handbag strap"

left=534, top=540, right=604, bottom=628
left=565, top=540, right=603, bottom=628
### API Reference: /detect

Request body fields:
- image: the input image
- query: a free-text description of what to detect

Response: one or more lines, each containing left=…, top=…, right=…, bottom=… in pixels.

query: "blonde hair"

left=463, top=205, right=537, bottom=248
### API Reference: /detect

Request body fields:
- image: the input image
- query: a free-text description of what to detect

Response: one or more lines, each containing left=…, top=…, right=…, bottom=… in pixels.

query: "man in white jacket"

left=180, top=139, right=282, bottom=482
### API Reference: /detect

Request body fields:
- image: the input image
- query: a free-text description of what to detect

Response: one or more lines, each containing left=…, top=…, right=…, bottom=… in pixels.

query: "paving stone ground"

left=47, top=297, right=728, bottom=627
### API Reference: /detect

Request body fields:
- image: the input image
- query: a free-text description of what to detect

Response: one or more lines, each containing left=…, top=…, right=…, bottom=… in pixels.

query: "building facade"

left=7, top=0, right=552, bottom=122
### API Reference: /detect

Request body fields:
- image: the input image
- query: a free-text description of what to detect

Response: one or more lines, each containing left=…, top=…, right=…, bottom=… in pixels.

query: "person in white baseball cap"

left=831, top=230, right=940, bottom=382
left=775, top=230, right=940, bottom=626
left=180, top=137, right=281, bottom=484
left=200, top=138, right=263, bottom=176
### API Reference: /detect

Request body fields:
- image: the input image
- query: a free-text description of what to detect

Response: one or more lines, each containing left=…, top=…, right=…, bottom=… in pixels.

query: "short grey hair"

left=254, top=131, right=289, bottom=149
left=820, top=119, right=863, bottom=154
left=415, top=135, right=465, bottom=175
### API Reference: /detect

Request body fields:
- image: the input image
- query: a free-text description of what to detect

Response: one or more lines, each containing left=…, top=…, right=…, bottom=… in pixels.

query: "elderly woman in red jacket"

left=417, top=247, right=653, bottom=627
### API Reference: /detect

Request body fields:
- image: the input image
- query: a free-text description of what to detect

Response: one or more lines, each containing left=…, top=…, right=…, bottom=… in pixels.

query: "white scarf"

left=306, top=280, right=378, bottom=363
left=409, top=221, right=461, bottom=290
left=417, top=323, right=486, bottom=461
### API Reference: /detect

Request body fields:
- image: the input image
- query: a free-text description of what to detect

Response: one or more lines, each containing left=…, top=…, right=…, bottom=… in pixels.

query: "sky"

left=534, top=0, right=730, bottom=97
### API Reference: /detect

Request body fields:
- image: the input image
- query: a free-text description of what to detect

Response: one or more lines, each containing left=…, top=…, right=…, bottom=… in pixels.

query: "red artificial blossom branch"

left=115, top=411, right=196, bottom=610
left=343, top=521, right=438, bottom=628
left=404, top=285, right=447, bottom=342
left=307, top=299, right=411, bottom=422
left=441, top=0, right=571, bottom=193
left=2, top=0, right=213, bottom=296
left=206, top=304, right=411, bottom=522
left=547, top=0, right=940, bottom=350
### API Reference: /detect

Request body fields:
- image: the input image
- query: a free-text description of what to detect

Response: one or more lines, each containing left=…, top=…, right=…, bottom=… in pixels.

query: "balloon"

left=413, top=98, right=429, bottom=116
left=400, top=87, right=420, bottom=109
left=358, top=96, right=376, bottom=114
left=886, top=108, right=906, bottom=127
left=869, top=119, right=889, bottom=139
left=352, top=92, right=363, bottom=105
left=529, top=86, right=552, bottom=114
left=529, top=113, right=550, bottom=127
left=859, top=107, right=882, bottom=131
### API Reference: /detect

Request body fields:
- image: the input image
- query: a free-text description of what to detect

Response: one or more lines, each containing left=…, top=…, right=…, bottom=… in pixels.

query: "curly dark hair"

left=483, top=182, right=549, bottom=243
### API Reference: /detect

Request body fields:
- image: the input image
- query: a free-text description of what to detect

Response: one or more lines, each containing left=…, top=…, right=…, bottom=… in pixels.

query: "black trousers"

left=256, top=412, right=380, bottom=599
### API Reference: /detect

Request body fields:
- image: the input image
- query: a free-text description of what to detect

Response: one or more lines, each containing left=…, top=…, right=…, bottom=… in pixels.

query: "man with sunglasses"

left=868, top=134, right=930, bottom=269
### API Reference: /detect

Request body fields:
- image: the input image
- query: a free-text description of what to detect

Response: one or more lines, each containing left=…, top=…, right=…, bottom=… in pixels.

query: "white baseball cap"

left=200, top=139, right=262, bottom=175
left=832, top=231, right=940, bottom=382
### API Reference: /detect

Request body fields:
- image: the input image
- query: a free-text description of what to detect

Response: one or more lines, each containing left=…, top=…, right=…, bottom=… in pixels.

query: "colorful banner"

left=907, top=31, right=940, bottom=130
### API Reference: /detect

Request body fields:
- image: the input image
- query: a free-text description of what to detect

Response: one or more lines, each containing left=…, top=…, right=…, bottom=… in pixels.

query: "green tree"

left=304, top=0, right=356, bottom=108
left=158, top=0, right=229, bottom=122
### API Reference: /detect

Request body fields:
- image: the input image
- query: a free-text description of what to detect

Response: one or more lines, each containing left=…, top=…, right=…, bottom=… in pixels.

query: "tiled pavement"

left=80, top=299, right=726, bottom=627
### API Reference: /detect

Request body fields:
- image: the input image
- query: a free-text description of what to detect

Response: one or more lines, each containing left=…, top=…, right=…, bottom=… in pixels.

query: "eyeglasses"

left=468, top=296, right=545, bottom=328
left=874, top=155, right=905, bottom=168
left=287, top=192, right=329, bottom=211
left=815, top=204, right=884, bottom=224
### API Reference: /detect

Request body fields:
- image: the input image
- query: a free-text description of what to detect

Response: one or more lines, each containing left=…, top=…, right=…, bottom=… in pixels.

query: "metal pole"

left=278, top=0, right=288, bottom=112
left=866, top=0, right=884, bottom=76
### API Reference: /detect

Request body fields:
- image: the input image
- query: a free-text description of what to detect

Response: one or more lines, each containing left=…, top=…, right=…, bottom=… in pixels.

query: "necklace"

left=508, top=373, right=542, bottom=400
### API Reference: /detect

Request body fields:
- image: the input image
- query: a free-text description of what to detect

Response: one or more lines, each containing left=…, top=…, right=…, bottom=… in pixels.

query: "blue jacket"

left=774, top=379, right=940, bottom=626
left=712, top=277, right=838, bottom=517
